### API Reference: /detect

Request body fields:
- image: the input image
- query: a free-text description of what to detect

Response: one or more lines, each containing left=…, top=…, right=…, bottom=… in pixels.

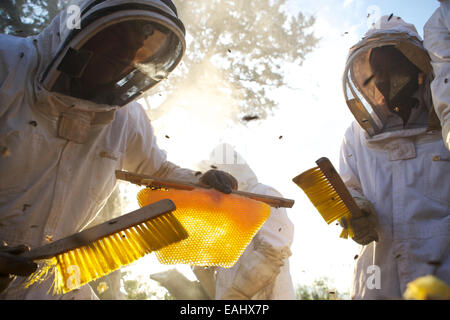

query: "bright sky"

left=124, top=0, right=441, bottom=298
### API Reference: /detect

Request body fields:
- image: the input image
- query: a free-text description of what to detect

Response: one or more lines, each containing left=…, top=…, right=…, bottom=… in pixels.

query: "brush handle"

left=115, top=170, right=295, bottom=208
left=21, top=199, right=176, bottom=260
left=315, top=157, right=363, bottom=217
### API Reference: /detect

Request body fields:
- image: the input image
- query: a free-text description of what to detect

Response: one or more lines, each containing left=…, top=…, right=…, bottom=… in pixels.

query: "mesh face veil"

left=343, top=30, right=432, bottom=136
left=40, top=0, right=186, bottom=107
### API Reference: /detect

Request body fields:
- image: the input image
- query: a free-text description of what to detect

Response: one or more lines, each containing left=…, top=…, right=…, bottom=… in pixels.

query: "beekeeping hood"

left=38, top=0, right=185, bottom=107
left=343, top=15, right=435, bottom=136
left=196, top=144, right=258, bottom=193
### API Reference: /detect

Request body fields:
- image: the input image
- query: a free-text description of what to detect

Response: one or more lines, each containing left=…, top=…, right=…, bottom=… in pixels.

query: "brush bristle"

left=26, top=212, right=188, bottom=294
left=293, top=167, right=351, bottom=224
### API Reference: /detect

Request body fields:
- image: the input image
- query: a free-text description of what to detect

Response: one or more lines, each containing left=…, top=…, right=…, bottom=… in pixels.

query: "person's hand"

left=199, top=169, right=238, bottom=194
left=340, top=197, right=379, bottom=245
left=0, top=244, right=37, bottom=294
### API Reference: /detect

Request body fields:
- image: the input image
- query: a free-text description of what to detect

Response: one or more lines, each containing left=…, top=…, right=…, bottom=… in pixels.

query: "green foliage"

left=122, top=278, right=148, bottom=300
left=295, top=277, right=350, bottom=300
left=163, top=291, right=175, bottom=300
left=121, top=270, right=175, bottom=300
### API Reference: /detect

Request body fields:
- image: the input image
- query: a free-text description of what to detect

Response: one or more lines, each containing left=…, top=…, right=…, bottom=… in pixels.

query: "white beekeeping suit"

left=0, top=0, right=236, bottom=300
left=195, top=144, right=295, bottom=300
left=340, top=15, right=450, bottom=299
left=424, top=0, right=450, bottom=150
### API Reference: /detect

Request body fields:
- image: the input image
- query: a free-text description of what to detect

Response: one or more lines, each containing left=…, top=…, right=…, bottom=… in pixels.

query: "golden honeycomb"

left=137, top=187, right=271, bottom=268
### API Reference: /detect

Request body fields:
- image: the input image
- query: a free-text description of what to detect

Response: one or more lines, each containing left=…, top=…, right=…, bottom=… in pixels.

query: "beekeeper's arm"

left=0, top=34, right=25, bottom=119
left=122, top=102, right=237, bottom=193
left=220, top=187, right=293, bottom=300
left=0, top=34, right=12, bottom=84
left=0, top=35, right=37, bottom=294
left=0, top=36, right=7, bottom=93
left=339, top=124, right=379, bottom=245
left=424, top=1, right=450, bottom=150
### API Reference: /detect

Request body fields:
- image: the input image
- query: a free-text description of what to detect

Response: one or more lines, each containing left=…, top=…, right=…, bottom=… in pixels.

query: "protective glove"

left=199, top=169, right=238, bottom=194
left=0, top=243, right=37, bottom=294
left=339, top=197, right=379, bottom=246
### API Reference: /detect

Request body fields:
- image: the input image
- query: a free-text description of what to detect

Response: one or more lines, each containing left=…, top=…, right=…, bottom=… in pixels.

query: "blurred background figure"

left=193, top=143, right=296, bottom=300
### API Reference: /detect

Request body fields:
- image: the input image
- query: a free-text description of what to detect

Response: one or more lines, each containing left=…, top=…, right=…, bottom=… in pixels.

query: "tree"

left=1, top=0, right=318, bottom=124
left=0, top=0, right=70, bottom=36
left=122, top=276, right=149, bottom=300
left=121, top=271, right=176, bottom=300
left=145, top=0, right=318, bottom=123
left=295, top=277, right=349, bottom=300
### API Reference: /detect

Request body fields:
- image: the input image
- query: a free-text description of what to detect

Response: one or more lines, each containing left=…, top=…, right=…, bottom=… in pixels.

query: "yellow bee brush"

left=22, top=199, right=187, bottom=295
left=292, top=157, right=362, bottom=239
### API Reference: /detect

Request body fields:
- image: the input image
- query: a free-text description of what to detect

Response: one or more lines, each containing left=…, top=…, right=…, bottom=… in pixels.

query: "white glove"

left=340, top=197, right=379, bottom=245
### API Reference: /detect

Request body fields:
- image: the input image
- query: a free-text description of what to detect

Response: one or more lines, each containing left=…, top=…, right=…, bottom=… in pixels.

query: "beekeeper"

left=0, top=0, right=237, bottom=299
left=424, top=1, right=450, bottom=151
left=339, top=15, right=450, bottom=299
left=193, top=143, right=295, bottom=300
